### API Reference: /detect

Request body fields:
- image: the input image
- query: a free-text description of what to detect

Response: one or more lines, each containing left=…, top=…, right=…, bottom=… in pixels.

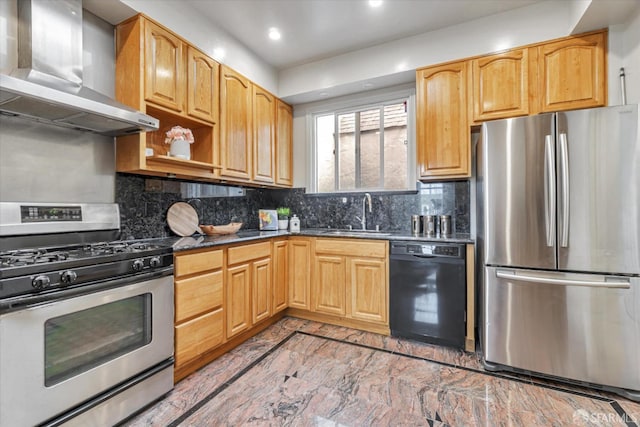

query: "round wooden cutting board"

left=167, top=202, right=200, bottom=236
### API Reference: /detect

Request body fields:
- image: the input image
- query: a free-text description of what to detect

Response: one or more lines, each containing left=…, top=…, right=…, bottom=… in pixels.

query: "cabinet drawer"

left=175, top=270, right=223, bottom=322
left=175, top=308, right=224, bottom=368
left=228, top=241, right=271, bottom=264
left=175, top=249, right=223, bottom=277
left=315, top=238, right=387, bottom=258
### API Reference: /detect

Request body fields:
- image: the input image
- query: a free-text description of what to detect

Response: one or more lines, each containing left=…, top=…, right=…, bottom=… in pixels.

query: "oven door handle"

left=0, top=267, right=173, bottom=312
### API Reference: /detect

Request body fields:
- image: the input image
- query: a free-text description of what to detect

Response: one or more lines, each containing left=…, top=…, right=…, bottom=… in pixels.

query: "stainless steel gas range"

left=0, top=202, right=175, bottom=427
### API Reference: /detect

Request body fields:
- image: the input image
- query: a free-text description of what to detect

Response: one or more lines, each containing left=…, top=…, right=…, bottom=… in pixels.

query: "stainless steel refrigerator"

left=477, top=104, right=640, bottom=401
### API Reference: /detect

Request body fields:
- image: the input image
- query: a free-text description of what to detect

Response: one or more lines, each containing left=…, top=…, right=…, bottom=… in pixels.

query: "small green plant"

left=276, top=207, right=291, bottom=219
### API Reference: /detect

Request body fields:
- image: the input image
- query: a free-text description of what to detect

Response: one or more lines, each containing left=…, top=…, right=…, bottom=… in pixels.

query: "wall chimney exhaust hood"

left=0, top=0, right=158, bottom=136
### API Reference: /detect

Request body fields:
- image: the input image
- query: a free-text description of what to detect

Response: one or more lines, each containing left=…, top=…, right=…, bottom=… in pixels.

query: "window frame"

left=306, top=86, right=416, bottom=194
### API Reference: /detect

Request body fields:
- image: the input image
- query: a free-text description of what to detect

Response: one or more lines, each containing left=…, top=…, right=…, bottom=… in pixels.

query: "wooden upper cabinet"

left=187, top=46, right=220, bottom=123
left=537, top=31, right=606, bottom=112
left=275, top=100, right=294, bottom=187
left=144, top=20, right=184, bottom=112
left=416, top=61, right=470, bottom=179
left=220, top=66, right=252, bottom=180
left=252, top=84, right=276, bottom=184
left=471, top=48, right=530, bottom=122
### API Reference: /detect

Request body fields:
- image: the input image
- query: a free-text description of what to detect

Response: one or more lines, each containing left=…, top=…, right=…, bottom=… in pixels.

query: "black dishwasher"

left=389, top=241, right=466, bottom=349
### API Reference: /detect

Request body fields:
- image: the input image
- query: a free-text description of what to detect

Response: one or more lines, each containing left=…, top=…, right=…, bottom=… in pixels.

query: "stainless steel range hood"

left=0, top=0, right=158, bottom=136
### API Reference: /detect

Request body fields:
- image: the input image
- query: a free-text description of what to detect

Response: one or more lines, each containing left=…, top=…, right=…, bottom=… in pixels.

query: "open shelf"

left=147, top=155, right=220, bottom=170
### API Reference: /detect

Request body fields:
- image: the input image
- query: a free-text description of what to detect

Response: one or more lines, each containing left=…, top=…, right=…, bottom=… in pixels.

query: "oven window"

left=44, top=294, right=152, bottom=386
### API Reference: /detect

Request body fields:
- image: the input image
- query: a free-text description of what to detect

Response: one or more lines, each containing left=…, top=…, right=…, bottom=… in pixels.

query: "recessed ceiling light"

left=319, top=92, right=329, bottom=97
left=268, top=27, right=281, bottom=41
left=213, top=47, right=226, bottom=60
left=369, top=0, right=383, bottom=7
left=363, top=82, right=374, bottom=89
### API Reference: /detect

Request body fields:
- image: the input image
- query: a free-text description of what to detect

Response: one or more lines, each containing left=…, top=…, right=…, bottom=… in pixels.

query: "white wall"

left=608, top=6, right=640, bottom=105
left=0, top=2, right=116, bottom=203
left=279, top=1, right=573, bottom=102
left=119, top=0, right=278, bottom=94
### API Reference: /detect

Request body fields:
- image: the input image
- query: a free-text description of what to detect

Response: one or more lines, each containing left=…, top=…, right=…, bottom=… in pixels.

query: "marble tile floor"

left=122, top=317, right=639, bottom=427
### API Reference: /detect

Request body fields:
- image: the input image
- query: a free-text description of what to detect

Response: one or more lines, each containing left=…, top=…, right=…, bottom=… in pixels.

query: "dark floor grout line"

left=166, top=331, right=299, bottom=427
left=296, top=330, right=616, bottom=404
left=610, top=401, right=639, bottom=427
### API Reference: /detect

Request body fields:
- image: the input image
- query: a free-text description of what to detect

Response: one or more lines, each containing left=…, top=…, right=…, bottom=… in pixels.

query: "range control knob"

left=60, top=270, right=78, bottom=284
left=149, top=256, right=162, bottom=268
left=132, top=259, right=145, bottom=272
left=32, top=275, right=51, bottom=290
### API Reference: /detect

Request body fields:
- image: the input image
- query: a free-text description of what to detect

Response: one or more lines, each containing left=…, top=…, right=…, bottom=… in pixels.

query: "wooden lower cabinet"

left=272, top=239, right=288, bottom=313
left=174, top=249, right=225, bottom=373
left=252, top=258, right=272, bottom=324
left=226, top=241, right=272, bottom=339
left=307, top=239, right=389, bottom=332
left=175, top=309, right=224, bottom=368
left=348, top=257, right=387, bottom=324
left=288, top=237, right=312, bottom=310
left=173, top=236, right=392, bottom=382
left=226, top=263, right=252, bottom=338
left=313, top=255, right=346, bottom=316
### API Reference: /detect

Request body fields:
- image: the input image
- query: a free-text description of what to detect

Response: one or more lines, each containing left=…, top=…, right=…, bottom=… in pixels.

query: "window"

left=312, top=94, right=414, bottom=193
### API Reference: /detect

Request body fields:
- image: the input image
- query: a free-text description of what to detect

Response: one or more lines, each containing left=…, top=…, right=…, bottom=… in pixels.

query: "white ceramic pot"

left=169, top=138, right=191, bottom=160
left=278, top=219, right=289, bottom=230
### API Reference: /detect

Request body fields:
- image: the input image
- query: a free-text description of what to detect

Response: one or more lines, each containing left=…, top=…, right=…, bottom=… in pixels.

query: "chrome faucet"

left=355, top=193, right=372, bottom=230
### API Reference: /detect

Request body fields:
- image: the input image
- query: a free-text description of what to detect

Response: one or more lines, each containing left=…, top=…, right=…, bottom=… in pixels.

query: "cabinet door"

left=220, top=66, right=252, bottom=180
left=472, top=49, right=530, bottom=122
left=313, top=255, right=346, bottom=316
left=272, top=240, right=288, bottom=313
left=252, top=257, right=272, bottom=324
left=252, top=85, right=275, bottom=183
left=275, top=100, right=293, bottom=186
left=537, top=31, right=606, bottom=112
left=416, top=61, right=470, bottom=179
left=175, top=271, right=223, bottom=322
left=348, top=257, right=387, bottom=323
left=187, top=46, right=219, bottom=123
left=289, top=238, right=312, bottom=310
left=226, top=263, right=251, bottom=339
left=144, top=20, right=184, bottom=112
left=175, top=308, right=224, bottom=369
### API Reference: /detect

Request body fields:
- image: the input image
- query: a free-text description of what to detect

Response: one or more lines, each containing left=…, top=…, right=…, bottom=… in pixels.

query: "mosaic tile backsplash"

left=116, top=174, right=470, bottom=240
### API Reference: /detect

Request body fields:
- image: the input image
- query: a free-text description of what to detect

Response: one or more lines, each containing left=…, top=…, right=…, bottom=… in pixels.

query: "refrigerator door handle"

left=559, top=132, right=570, bottom=247
left=544, top=135, right=556, bottom=247
left=496, top=270, right=630, bottom=289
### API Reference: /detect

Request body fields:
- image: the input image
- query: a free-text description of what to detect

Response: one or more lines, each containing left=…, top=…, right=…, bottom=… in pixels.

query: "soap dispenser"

left=289, top=214, right=300, bottom=233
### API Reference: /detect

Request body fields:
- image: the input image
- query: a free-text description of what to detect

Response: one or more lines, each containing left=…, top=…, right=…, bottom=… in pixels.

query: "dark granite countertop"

left=144, top=228, right=473, bottom=252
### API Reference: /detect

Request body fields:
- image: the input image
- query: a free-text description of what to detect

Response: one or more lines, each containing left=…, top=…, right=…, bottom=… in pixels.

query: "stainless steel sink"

left=306, top=229, right=392, bottom=237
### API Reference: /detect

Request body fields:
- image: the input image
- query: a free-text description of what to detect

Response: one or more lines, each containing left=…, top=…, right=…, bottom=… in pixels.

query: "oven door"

left=0, top=271, right=174, bottom=427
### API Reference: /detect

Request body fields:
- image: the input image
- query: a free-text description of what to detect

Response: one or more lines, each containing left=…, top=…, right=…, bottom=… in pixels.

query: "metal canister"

left=439, top=215, right=451, bottom=236
left=411, top=215, right=422, bottom=234
left=422, top=215, right=437, bottom=236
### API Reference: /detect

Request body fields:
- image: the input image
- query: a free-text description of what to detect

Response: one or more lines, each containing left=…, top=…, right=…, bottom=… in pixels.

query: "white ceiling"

left=184, top=0, right=544, bottom=70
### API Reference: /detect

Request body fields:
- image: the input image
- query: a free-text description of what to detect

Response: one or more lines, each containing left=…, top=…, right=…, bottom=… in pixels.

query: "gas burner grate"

left=0, top=249, right=71, bottom=267
left=83, top=241, right=154, bottom=255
